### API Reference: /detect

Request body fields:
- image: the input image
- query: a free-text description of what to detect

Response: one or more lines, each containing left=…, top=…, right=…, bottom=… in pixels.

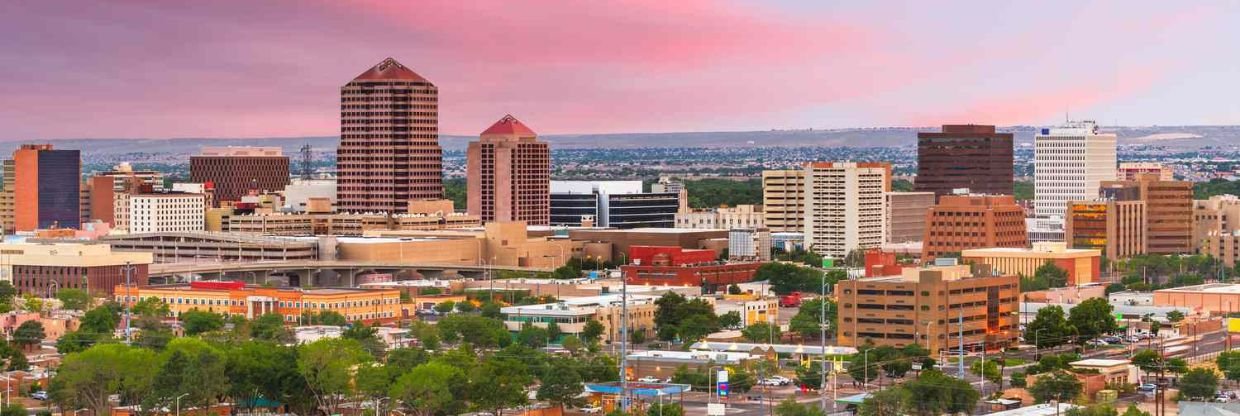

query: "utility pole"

left=958, top=308, right=965, bottom=378
left=820, top=278, right=828, bottom=412
left=123, top=261, right=135, bottom=345
left=619, top=275, right=629, bottom=412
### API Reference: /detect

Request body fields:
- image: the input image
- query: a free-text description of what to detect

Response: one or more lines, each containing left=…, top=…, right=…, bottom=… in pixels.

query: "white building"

left=728, top=228, right=771, bottom=261
left=282, top=179, right=337, bottom=212
left=804, top=162, right=890, bottom=258
left=127, top=193, right=206, bottom=233
left=676, top=204, right=765, bottom=229
left=1033, top=121, right=1117, bottom=219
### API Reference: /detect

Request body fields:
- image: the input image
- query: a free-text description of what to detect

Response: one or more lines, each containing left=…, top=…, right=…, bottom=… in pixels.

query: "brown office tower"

left=466, top=115, right=550, bottom=225
left=922, top=194, right=1027, bottom=261
left=1100, top=175, right=1193, bottom=255
left=337, top=58, right=443, bottom=212
left=2, top=144, right=82, bottom=232
left=1066, top=197, right=1146, bottom=262
left=190, top=147, right=289, bottom=204
left=916, top=125, right=1014, bottom=198
left=836, top=264, right=1019, bottom=352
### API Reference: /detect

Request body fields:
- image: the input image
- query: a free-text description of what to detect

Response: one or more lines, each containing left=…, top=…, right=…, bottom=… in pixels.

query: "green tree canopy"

left=181, top=309, right=226, bottom=336
left=1029, top=371, right=1083, bottom=403
left=1180, top=368, right=1220, bottom=401
left=1068, top=298, right=1119, bottom=343
left=12, top=320, right=45, bottom=350
left=55, top=288, right=91, bottom=310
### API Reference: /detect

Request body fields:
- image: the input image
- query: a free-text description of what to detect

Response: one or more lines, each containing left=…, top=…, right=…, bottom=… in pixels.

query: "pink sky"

left=0, top=1, right=1237, bottom=140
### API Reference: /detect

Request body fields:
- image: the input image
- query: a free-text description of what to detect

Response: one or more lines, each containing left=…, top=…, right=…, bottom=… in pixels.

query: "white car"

left=637, top=376, right=662, bottom=383
left=582, top=405, right=604, bottom=414
left=760, top=376, right=792, bottom=386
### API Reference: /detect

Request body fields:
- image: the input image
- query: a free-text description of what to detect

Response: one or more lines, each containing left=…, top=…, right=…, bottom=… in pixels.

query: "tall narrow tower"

left=467, top=115, right=550, bottom=225
left=337, top=58, right=443, bottom=212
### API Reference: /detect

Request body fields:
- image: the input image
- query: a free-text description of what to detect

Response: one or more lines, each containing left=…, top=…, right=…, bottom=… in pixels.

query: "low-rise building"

left=1069, top=359, right=1138, bottom=386
left=1154, top=283, right=1240, bottom=315
left=500, top=294, right=657, bottom=344
left=836, top=264, right=1019, bottom=352
left=115, top=280, right=403, bottom=324
left=712, top=297, right=779, bottom=327
left=568, top=228, right=729, bottom=263
left=626, top=350, right=761, bottom=380
left=620, top=246, right=762, bottom=289
left=728, top=228, right=771, bottom=261
left=0, top=241, right=152, bottom=296
left=961, top=242, right=1102, bottom=285
left=675, top=205, right=765, bottom=230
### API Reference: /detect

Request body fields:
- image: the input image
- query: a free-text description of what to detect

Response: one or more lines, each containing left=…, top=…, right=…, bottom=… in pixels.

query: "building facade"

left=115, top=281, right=403, bottom=324
left=961, top=242, right=1102, bottom=285
left=500, top=294, right=658, bottom=344
left=4, top=144, right=81, bottom=232
left=1194, top=195, right=1240, bottom=252
left=836, top=265, right=1019, bottom=352
left=620, top=245, right=762, bottom=289
left=804, top=162, right=891, bottom=258
left=728, top=228, right=772, bottom=261
left=466, top=115, right=550, bottom=225
left=675, top=204, right=765, bottom=229
left=1100, top=175, right=1193, bottom=255
left=922, top=194, right=1028, bottom=261
left=1118, top=162, right=1173, bottom=181
left=337, top=58, right=443, bottom=212
left=126, top=193, right=207, bottom=234
left=761, top=169, right=805, bottom=233
left=1065, top=199, right=1147, bottom=261
left=189, top=146, right=289, bottom=204
left=885, top=192, right=935, bottom=244
left=915, top=125, right=1014, bottom=198
left=549, top=181, right=678, bottom=228
left=0, top=242, right=153, bottom=296
left=1033, top=121, right=1118, bottom=219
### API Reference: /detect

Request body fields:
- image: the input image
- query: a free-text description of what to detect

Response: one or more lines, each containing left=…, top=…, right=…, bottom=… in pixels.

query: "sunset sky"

left=1, top=1, right=1238, bottom=140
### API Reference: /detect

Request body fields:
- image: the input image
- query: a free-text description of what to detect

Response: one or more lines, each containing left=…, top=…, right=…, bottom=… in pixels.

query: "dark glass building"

left=916, top=125, right=1014, bottom=198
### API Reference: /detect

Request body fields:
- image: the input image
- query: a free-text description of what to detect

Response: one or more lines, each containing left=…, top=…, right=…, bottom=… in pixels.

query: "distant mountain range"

left=4, top=125, right=1238, bottom=163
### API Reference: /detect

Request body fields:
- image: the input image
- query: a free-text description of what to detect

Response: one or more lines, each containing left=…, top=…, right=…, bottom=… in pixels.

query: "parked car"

left=1103, top=336, right=1123, bottom=344
left=31, top=391, right=48, bottom=401
left=582, top=405, right=604, bottom=414
left=637, top=376, right=662, bottom=383
left=1138, top=384, right=1157, bottom=393
left=1124, top=335, right=1141, bottom=343
left=1086, top=339, right=1109, bottom=347
left=1216, top=393, right=1231, bottom=403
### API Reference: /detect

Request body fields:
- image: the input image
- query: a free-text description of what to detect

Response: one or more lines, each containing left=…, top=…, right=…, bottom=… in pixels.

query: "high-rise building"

left=1100, top=175, right=1193, bottom=255
left=1118, top=162, right=1174, bottom=181
left=96, top=162, right=165, bottom=192
left=915, top=125, right=1014, bottom=198
left=922, top=194, right=1028, bottom=261
left=337, top=58, right=442, bottom=212
left=885, top=192, right=935, bottom=243
left=125, top=193, right=207, bottom=234
left=1065, top=195, right=1146, bottom=261
left=836, top=264, right=1019, bottom=352
left=466, top=115, right=550, bottom=225
left=3, top=144, right=82, bottom=232
left=804, top=162, right=890, bottom=258
left=1033, top=121, right=1117, bottom=219
left=190, top=147, right=289, bottom=204
left=761, top=169, right=805, bottom=233
left=549, top=181, right=679, bottom=229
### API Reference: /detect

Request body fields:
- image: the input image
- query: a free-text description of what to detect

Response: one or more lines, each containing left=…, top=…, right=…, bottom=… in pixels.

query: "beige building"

left=361, top=221, right=573, bottom=268
left=125, top=193, right=207, bottom=234
left=466, top=115, right=550, bottom=225
left=1118, top=162, right=1173, bottom=181
left=500, top=294, right=657, bottom=343
left=962, top=242, right=1102, bottom=285
left=885, top=192, right=935, bottom=244
left=1154, top=284, right=1240, bottom=314
left=1100, top=176, right=1193, bottom=255
left=1194, top=195, right=1240, bottom=252
left=761, top=170, right=805, bottom=233
left=1066, top=198, right=1147, bottom=261
left=1202, top=231, right=1240, bottom=267
left=213, top=211, right=480, bottom=236
left=804, top=162, right=891, bottom=258
left=0, top=242, right=153, bottom=296
left=675, top=204, right=765, bottom=229
left=836, top=264, right=1019, bottom=352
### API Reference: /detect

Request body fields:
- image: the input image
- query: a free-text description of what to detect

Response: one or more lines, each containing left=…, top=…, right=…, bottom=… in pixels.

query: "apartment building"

left=886, top=192, right=935, bottom=244
left=761, top=169, right=805, bottom=233
left=804, top=162, right=891, bottom=258
left=836, top=264, right=1019, bottom=352
left=922, top=194, right=1028, bottom=261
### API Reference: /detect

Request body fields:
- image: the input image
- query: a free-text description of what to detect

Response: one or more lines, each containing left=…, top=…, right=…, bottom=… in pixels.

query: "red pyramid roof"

left=481, top=114, right=536, bottom=136
left=352, top=57, right=428, bottom=82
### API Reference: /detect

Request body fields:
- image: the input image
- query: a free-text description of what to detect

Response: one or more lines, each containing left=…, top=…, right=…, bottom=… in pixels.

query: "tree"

left=12, top=321, right=45, bottom=350
left=538, top=359, right=585, bottom=409
left=131, top=297, right=170, bottom=317
left=517, top=322, right=550, bottom=348
left=437, top=315, right=510, bottom=348
left=899, top=369, right=979, bottom=415
left=1035, top=263, right=1071, bottom=288
left=470, top=357, right=533, bottom=416
left=795, top=361, right=826, bottom=390
left=774, top=397, right=825, bottom=416
left=858, top=387, right=908, bottom=416
left=728, top=284, right=742, bottom=295
left=343, top=321, right=387, bottom=359
left=0, top=282, right=15, bottom=306
left=434, top=301, right=456, bottom=314
left=297, top=338, right=370, bottom=414
left=752, top=263, right=828, bottom=295
left=1066, top=404, right=1118, bottom=416
left=456, top=301, right=477, bottom=313
left=970, top=359, right=1002, bottom=384
left=676, top=314, right=718, bottom=344
left=391, top=362, right=462, bottom=416
left=250, top=313, right=292, bottom=342
left=547, top=321, right=563, bottom=341
left=1027, top=305, right=1072, bottom=348
left=50, top=344, right=157, bottom=416
left=1217, top=351, right=1240, bottom=381
left=225, top=341, right=312, bottom=415
left=645, top=403, right=684, bottom=416
left=300, top=310, right=348, bottom=326
left=180, top=309, right=225, bottom=335
left=847, top=347, right=880, bottom=385
left=1029, top=371, right=1083, bottom=404
left=719, top=311, right=742, bottom=329
left=1123, top=405, right=1151, bottom=416
left=789, top=298, right=835, bottom=339
left=741, top=321, right=780, bottom=343
left=0, top=404, right=24, bottom=416
left=561, top=335, right=584, bottom=355
left=1166, top=310, right=1185, bottom=323
left=480, top=301, right=503, bottom=319
left=582, top=319, right=605, bottom=344
left=148, top=339, right=230, bottom=413
left=654, top=292, right=718, bottom=342
left=1180, top=368, right=1219, bottom=401
left=80, top=304, right=120, bottom=334
left=55, top=288, right=91, bottom=310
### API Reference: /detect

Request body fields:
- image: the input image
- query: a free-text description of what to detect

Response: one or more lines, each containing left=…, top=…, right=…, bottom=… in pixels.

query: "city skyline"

left=2, top=2, right=1239, bottom=141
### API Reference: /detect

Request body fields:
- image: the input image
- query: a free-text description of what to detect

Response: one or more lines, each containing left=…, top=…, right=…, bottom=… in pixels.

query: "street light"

left=175, top=393, right=189, bottom=416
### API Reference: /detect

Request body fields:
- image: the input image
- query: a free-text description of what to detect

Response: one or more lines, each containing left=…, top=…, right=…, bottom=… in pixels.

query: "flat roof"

left=690, top=341, right=857, bottom=356
left=986, top=404, right=1079, bottom=416
left=1071, top=359, right=1131, bottom=367
left=1158, top=283, right=1240, bottom=294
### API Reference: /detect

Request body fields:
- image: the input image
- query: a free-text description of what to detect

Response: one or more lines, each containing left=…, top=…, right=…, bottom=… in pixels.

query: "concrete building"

left=761, top=169, right=805, bottom=233
left=337, top=57, right=442, bottom=212
left=1033, top=121, right=1118, bottom=220
left=885, top=192, right=935, bottom=244
left=1154, top=284, right=1240, bottom=314
left=115, top=280, right=403, bottom=324
left=651, top=176, right=690, bottom=214
left=353, top=221, right=574, bottom=268
left=675, top=204, right=764, bottom=229
left=922, top=194, right=1028, bottom=261
left=836, top=264, right=1019, bottom=352
left=620, top=246, right=762, bottom=289
left=98, top=232, right=320, bottom=263
left=712, top=298, right=779, bottom=327
left=1101, top=175, right=1193, bottom=255
left=214, top=211, right=480, bottom=236
left=190, top=146, right=289, bottom=204
left=2, top=144, right=81, bottom=232
left=1202, top=231, right=1240, bottom=267
left=961, top=242, right=1102, bottom=285
left=1194, top=195, right=1240, bottom=252
left=915, top=125, right=1014, bottom=198
left=466, top=115, right=550, bottom=225
left=549, top=181, right=678, bottom=228
left=282, top=179, right=337, bottom=212
left=1118, top=162, right=1173, bottom=181
left=0, top=242, right=152, bottom=296
left=126, top=193, right=207, bottom=233
left=804, top=162, right=891, bottom=258
left=500, top=294, right=658, bottom=344
left=569, top=228, right=729, bottom=263
left=1066, top=197, right=1147, bottom=261
left=728, top=228, right=771, bottom=261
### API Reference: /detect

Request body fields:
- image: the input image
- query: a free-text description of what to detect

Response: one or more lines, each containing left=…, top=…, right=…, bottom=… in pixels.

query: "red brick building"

left=190, top=146, right=289, bottom=204
left=622, top=246, right=761, bottom=288
left=863, top=249, right=906, bottom=277
left=922, top=194, right=1028, bottom=261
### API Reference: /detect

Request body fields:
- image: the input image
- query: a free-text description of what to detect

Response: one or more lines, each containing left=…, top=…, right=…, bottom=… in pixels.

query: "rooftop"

left=351, top=57, right=428, bottom=82
left=481, top=114, right=536, bottom=137
left=1071, top=359, right=1131, bottom=367
left=985, top=404, right=1079, bottom=416
left=1158, top=283, right=1240, bottom=294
